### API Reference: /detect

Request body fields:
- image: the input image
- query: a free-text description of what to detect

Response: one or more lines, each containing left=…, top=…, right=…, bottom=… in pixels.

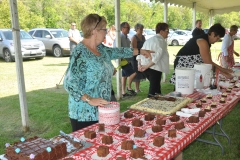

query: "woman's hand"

left=234, top=51, right=240, bottom=57
left=221, top=71, right=233, bottom=79
left=140, top=65, right=148, bottom=72
left=88, top=98, right=109, bottom=107
left=222, top=67, right=233, bottom=73
left=138, top=65, right=143, bottom=72
left=141, top=49, right=154, bottom=59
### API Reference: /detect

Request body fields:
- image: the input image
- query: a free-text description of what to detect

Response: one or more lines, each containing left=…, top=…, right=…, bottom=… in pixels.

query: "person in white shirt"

left=68, top=22, right=82, bottom=55
left=103, top=25, right=116, bottom=47
left=137, top=22, right=170, bottom=97
left=219, top=25, right=239, bottom=68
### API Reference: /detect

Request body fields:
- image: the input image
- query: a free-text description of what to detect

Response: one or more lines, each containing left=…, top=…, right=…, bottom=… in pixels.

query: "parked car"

left=203, top=28, right=209, bottom=34
left=167, top=30, right=192, bottom=46
left=143, top=29, right=156, bottom=40
left=0, top=29, right=45, bottom=62
left=28, top=28, right=70, bottom=57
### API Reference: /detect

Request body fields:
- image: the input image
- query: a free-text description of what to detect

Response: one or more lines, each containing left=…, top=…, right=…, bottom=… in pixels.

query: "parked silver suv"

left=28, top=28, right=70, bottom=57
left=0, top=29, right=46, bottom=62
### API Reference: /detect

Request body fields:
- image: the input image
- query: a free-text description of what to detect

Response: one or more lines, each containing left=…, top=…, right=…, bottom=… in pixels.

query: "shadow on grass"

left=44, top=63, right=69, bottom=67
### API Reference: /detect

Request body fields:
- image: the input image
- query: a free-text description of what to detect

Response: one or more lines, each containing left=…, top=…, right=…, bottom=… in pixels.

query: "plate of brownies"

left=164, top=129, right=182, bottom=139
left=97, top=135, right=119, bottom=146
left=88, top=146, right=113, bottom=160
left=78, top=130, right=98, bottom=142
left=145, top=125, right=164, bottom=134
left=122, top=111, right=137, bottom=120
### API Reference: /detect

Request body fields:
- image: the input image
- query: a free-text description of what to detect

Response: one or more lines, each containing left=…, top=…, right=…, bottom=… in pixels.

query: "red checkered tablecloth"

left=63, top=91, right=239, bottom=160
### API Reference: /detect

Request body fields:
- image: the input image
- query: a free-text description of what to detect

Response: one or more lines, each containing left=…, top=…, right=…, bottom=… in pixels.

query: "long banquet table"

left=63, top=88, right=240, bottom=160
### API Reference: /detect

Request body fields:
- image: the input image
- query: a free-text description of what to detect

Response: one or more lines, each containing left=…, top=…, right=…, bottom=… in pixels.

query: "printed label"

left=177, top=76, right=190, bottom=88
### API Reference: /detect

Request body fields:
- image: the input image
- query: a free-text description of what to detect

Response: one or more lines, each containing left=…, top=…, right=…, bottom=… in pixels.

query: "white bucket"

left=175, top=68, right=195, bottom=94
left=194, top=63, right=212, bottom=87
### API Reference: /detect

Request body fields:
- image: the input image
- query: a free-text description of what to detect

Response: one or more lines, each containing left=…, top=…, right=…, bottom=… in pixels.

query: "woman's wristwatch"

left=85, top=95, right=91, bottom=103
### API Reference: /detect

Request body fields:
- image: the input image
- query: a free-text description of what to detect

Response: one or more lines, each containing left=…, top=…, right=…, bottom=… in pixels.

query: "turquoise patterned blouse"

left=64, top=43, right=133, bottom=121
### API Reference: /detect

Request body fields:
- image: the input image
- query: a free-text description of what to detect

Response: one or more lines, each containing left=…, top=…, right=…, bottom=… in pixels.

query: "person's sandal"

left=127, top=88, right=136, bottom=95
left=122, top=93, right=132, bottom=97
left=135, top=90, right=143, bottom=93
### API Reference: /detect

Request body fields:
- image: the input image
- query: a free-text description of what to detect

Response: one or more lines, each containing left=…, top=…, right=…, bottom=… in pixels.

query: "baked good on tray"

left=187, top=116, right=199, bottom=123
left=219, top=98, right=225, bottom=103
left=124, top=111, right=134, bottom=118
left=221, top=93, right=227, bottom=97
left=144, top=113, right=155, bottom=121
left=153, top=136, right=164, bottom=147
left=206, top=94, right=212, bottom=99
left=204, top=106, right=211, bottom=112
left=132, top=118, right=143, bottom=127
left=196, top=102, right=202, bottom=108
left=169, top=115, right=180, bottom=122
left=210, top=102, right=217, bottom=108
left=152, top=125, right=163, bottom=133
left=98, top=123, right=105, bottom=132
left=168, top=129, right=176, bottom=138
left=102, top=135, right=113, bottom=144
left=156, top=119, right=166, bottom=125
left=198, top=110, right=206, bottom=117
left=121, top=140, right=134, bottom=150
left=84, top=130, right=96, bottom=139
left=129, top=96, right=192, bottom=115
left=130, top=147, right=144, bottom=159
left=134, top=129, right=146, bottom=138
left=118, top=125, right=130, bottom=134
left=4, top=136, right=67, bottom=160
left=97, top=146, right=109, bottom=157
left=175, top=121, right=185, bottom=130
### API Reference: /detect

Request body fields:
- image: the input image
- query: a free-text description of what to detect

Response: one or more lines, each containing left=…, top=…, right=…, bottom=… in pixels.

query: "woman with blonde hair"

left=64, top=14, right=152, bottom=131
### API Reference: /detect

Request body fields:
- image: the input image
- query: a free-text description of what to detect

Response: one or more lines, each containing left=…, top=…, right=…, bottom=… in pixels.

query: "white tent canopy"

left=154, top=0, right=240, bottom=15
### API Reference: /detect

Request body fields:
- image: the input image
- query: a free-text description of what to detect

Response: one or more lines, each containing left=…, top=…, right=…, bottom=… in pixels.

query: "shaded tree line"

left=0, top=0, right=240, bottom=31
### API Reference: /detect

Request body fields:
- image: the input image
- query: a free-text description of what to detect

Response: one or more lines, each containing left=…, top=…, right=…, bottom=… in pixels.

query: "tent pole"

left=9, top=0, right=29, bottom=132
left=115, top=0, right=122, bottom=100
left=192, top=2, right=196, bottom=30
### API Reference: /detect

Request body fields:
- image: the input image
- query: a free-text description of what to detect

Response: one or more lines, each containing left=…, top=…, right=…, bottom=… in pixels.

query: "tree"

left=0, top=0, right=44, bottom=30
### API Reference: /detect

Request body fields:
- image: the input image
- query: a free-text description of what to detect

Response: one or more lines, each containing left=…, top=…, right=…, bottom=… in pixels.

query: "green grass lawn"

left=0, top=40, right=240, bottom=159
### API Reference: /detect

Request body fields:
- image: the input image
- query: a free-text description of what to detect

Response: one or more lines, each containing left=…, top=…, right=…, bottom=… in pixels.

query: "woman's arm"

left=131, top=36, right=137, bottom=48
left=109, top=46, right=153, bottom=60
left=234, top=51, right=240, bottom=57
left=64, top=51, right=109, bottom=106
left=197, top=39, right=233, bottom=79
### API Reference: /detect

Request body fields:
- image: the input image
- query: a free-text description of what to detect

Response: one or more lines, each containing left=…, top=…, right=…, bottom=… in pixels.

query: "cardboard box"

left=173, top=151, right=182, bottom=160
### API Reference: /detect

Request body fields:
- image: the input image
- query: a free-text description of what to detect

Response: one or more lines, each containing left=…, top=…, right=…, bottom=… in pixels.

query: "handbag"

left=120, top=58, right=128, bottom=67
left=111, top=58, right=129, bottom=70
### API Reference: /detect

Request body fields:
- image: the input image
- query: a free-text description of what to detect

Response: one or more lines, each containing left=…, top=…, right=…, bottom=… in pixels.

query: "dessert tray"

left=129, top=96, right=192, bottom=115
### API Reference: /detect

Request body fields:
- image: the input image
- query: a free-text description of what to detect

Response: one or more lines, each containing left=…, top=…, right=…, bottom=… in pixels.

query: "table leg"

left=196, top=123, right=225, bottom=154
left=217, top=119, right=231, bottom=144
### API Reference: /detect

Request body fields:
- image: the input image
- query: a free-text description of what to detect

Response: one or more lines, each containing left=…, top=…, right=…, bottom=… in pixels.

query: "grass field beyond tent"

left=0, top=41, right=240, bottom=159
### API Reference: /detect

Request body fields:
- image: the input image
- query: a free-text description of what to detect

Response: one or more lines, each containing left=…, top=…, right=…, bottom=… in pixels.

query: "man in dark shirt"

left=192, top=20, right=205, bottom=37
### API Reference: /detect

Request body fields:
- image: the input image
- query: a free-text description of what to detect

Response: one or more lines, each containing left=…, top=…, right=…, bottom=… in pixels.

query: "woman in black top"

left=170, top=23, right=233, bottom=84
left=131, top=23, right=146, bottom=93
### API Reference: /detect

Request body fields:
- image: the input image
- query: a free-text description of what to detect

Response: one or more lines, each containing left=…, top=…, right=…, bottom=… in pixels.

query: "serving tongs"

left=60, top=130, right=81, bottom=143
left=59, top=131, right=93, bottom=155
